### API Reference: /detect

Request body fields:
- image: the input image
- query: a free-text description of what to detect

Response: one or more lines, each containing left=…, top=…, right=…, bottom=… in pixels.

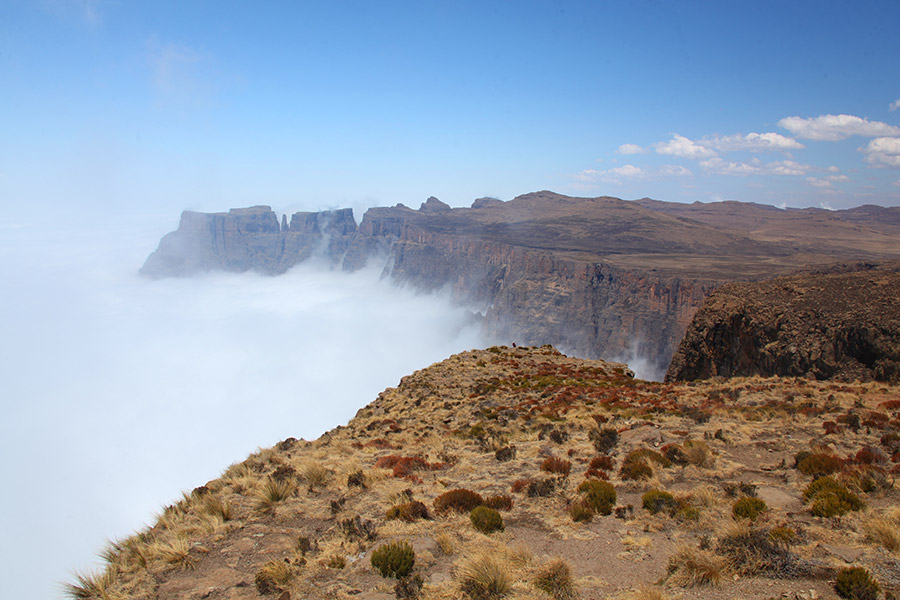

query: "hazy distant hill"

left=141, top=192, right=900, bottom=377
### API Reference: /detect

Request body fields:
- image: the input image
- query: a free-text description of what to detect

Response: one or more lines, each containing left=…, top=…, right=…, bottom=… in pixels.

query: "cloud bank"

left=0, top=217, right=489, bottom=600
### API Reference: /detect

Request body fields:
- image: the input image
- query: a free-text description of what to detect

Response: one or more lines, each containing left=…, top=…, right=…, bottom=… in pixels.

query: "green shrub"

left=386, top=500, right=431, bottom=522
left=768, top=526, right=796, bottom=546
left=434, top=489, right=483, bottom=514
left=577, top=479, right=616, bottom=515
left=642, top=490, right=677, bottom=515
left=802, top=476, right=843, bottom=501
left=732, top=497, right=767, bottom=521
left=619, top=459, right=653, bottom=481
left=811, top=491, right=863, bottom=517
left=470, top=506, right=504, bottom=534
left=835, top=567, right=880, bottom=600
left=803, top=476, right=864, bottom=517
left=371, top=541, right=415, bottom=579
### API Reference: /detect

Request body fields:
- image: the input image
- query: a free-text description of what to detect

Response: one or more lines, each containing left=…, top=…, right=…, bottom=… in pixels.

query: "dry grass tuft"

left=253, top=477, right=297, bottom=514
left=532, top=558, right=577, bottom=600
left=435, top=532, right=457, bottom=555
left=456, top=552, right=512, bottom=600
left=63, top=568, right=121, bottom=600
left=148, top=536, right=195, bottom=569
left=299, top=462, right=330, bottom=490
left=200, top=495, right=233, bottom=522
left=863, top=512, right=900, bottom=553
left=666, top=544, right=725, bottom=587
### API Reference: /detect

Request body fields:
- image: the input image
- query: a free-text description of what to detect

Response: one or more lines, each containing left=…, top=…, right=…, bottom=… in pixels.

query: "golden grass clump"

left=253, top=477, right=297, bottom=514
left=255, top=559, right=294, bottom=594
left=863, top=511, right=900, bottom=553
left=455, top=552, right=512, bottom=600
left=435, top=532, right=457, bottom=555
left=532, top=558, right=577, bottom=600
left=63, top=568, right=121, bottom=600
left=148, top=536, right=195, bottom=569
left=300, top=462, right=330, bottom=490
left=200, top=494, right=233, bottom=522
left=666, top=544, right=725, bottom=587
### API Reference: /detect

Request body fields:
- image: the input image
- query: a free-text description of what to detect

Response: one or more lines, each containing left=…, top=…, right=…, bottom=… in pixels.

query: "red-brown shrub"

left=541, top=457, right=572, bottom=476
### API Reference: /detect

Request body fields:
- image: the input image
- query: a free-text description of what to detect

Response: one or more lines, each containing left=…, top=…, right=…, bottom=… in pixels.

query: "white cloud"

left=700, top=158, right=760, bottom=176
left=659, top=165, right=692, bottom=177
left=654, top=134, right=717, bottom=158
left=890, top=99, right=900, bottom=112
left=704, top=132, right=804, bottom=152
left=778, top=114, right=900, bottom=141
left=577, top=165, right=646, bottom=182
left=894, top=180, right=900, bottom=188
left=807, top=177, right=832, bottom=188
left=861, top=137, right=900, bottom=168
left=617, top=143, right=647, bottom=155
left=700, top=158, right=811, bottom=177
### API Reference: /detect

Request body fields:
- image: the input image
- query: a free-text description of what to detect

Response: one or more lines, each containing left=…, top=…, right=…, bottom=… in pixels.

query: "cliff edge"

left=666, top=263, right=900, bottom=382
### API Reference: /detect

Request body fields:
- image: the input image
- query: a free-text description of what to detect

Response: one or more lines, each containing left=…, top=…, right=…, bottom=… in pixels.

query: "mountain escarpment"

left=666, top=263, right=900, bottom=382
left=141, top=192, right=900, bottom=376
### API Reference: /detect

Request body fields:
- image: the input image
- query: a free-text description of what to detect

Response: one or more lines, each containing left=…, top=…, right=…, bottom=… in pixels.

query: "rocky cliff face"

left=140, top=206, right=357, bottom=277
left=666, top=263, right=900, bottom=382
left=140, top=192, right=900, bottom=377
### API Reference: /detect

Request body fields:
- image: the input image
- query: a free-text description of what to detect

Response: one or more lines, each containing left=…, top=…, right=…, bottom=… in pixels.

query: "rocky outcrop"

left=665, top=263, right=900, bottom=382
left=140, top=206, right=357, bottom=277
left=141, top=192, right=900, bottom=377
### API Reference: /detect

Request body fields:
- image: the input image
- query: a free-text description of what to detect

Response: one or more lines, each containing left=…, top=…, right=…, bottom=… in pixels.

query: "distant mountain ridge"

left=141, top=191, right=900, bottom=377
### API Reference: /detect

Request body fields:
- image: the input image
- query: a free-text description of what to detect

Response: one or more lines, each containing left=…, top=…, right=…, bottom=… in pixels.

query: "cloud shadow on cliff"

left=0, top=217, right=487, bottom=600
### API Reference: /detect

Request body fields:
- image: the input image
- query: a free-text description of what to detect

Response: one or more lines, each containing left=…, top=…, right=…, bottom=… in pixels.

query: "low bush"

left=589, top=455, right=615, bottom=471
left=541, top=457, right=572, bottom=476
left=803, top=476, right=864, bottom=517
left=835, top=567, right=880, bottom=600
left=732, top=497, right=767, bottom=521
left=470, top=506, right=504, bottom=534
left=483, top=495, right=513, bottom=511
left=577, top=479, right=616, bottom=515
left=434, top=489, right=484, bottom=514
left=642, top=490, right=677, bottom=515
left=768, top=526, right=796, bottom=547
left=527, top=478, right=557, bottom=498
left=386, top=500, right=431, bottom=522
left=589, top=427, right=619, bottom=453
left=796, top=452, right=843, bottom=478
left=371, top=541, right=415, bottom=579
left=715, top=528, right=801, bottom=577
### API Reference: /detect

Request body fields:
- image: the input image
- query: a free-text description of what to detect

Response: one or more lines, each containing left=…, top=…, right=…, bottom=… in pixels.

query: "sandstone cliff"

left=666, top=263, right=900, bottom=382
left=140, top=192, right=900, bottom=377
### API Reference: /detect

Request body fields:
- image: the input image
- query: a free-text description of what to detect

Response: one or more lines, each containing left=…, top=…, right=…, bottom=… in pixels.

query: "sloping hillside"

left=72, top=346, right=900, bottom=600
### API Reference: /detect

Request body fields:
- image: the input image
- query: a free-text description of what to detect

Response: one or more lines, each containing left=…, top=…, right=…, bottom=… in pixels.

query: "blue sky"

left=2, top=0, right=900, bottom=217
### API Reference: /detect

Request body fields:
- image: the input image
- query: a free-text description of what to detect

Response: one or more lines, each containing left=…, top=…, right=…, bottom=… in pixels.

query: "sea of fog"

left=0, top=214, right=489, bottom=600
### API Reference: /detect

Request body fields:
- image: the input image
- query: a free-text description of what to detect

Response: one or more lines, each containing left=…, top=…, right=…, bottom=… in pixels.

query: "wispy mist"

left=0, top=215, right=487, bottom=600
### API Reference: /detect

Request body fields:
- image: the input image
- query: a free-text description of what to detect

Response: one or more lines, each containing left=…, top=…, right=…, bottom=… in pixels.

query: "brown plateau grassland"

left=69, top=346, right=900, bottom=600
